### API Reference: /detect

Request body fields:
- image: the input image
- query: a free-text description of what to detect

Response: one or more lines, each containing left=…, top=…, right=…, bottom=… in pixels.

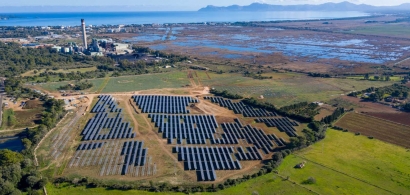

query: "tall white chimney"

left=81, top=19, right=88, bottom=50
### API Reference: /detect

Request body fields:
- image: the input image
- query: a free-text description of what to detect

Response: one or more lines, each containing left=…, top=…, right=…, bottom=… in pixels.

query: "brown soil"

left=24, top=100, right=43, bottom=109
left=335, top=113, right=410, bottom=148
left=364, top=112, right=410, bottom=126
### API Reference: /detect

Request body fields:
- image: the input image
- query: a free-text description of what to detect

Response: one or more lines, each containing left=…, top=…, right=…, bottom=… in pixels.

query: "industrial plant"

left=18, top=19, right=132, bottom=57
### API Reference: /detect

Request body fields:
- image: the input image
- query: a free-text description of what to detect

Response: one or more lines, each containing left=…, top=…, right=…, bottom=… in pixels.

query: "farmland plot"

left=335, top=113, right=410, bottom=148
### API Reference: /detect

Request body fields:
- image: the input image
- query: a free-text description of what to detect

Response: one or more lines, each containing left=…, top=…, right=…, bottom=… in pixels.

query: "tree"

left=392, top=90, right=401, bottom=97
left=364, top=73, right=369, bottom=80
left=0, top=164, right=22, bottom=185
left=21, top=139, right=32, bottom=150
left=403, top=92, right=408, bottom=99
left=25, top=176, right=40, bottom=188
left=288, top=137, right=300, bottom=149
left=0, top=150, right=23, bottom=166
left=272, top=152, right=283, bottom=162
left=0, top=179, right=20, bottom=195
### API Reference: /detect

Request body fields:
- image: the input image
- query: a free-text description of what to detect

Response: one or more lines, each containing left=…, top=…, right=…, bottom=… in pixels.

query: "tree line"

left=321, top=108, right=345, bottom=124
left=209, top=89, right=243, bottom=99
left=58, top=81, right=93, bottom=91
left=348, top=83, right=410, bottom=101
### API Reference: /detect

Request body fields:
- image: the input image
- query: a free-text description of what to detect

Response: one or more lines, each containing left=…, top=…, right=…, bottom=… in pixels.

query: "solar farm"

left=60, top=93, right=303, bottom=182
left=66, top=95, right=155, bottom=177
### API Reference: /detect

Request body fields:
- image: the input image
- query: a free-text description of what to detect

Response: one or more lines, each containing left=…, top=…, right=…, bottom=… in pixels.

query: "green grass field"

left=101, top=72, right=190, bottom=93
left=35, top=78, right=106, bottom=93
left=21, top=67, right=98, bottom=77
left=21, top=67, right=97, bottom=77
left=279, top=129, right=410, bottom=195
left=199, top=71, right=395, bottom=107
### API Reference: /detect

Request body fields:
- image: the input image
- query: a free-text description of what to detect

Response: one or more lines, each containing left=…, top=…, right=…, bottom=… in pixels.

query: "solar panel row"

left=149, top=114, right=218, bottom=144
left=82, top=111, right=136, bottom=141
left=236, top=146, right=262, bottom=161
left=92, top=95, right=122, bottom=113
left=121, top=141, right=147, bottom=175
left=174, top=146, right=241, bottom=181
left=204, top=96, right=276, bottom=117
left=76, top=142, right=104, bottom=151
left=133, top=95, right=199, bottom=114
left=255, top=117, right=299, bottom=137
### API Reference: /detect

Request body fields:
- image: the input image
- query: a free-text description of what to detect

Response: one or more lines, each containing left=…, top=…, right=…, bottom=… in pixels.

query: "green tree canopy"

left=0, top=150, right=23, bottom=166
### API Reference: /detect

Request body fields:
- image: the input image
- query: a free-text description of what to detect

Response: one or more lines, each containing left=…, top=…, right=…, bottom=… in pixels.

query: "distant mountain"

left=199, top=1, right=410, bottom=12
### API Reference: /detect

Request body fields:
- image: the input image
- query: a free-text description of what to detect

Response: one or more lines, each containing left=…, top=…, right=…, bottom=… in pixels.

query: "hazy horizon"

left=0, top=0, right=408, bottom=11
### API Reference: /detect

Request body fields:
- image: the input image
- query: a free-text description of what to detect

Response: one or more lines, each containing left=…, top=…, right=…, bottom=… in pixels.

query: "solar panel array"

left=69, top=95, right=153, bottom=177
left=92, top=95, right=122, bottom=113
left=132, top=95, right=199, bottom=114
left=149, top=114, right=218, bottom=144
left=81, top=112, right=136, bottom=140
left=121, top=141, right=147, bottom=175
left=219, top=123, right=280, bottom=154
left=174, top=146, right=242, bottom=181
left=204, top=96, right=276, bottom=117
left=255, top=117, right=299, bottom=137
left=236, top=146, right=262, bottom=161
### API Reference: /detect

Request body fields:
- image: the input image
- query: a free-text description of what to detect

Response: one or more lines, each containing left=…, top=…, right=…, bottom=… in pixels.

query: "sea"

left=0, top=11, right=369, bottom=26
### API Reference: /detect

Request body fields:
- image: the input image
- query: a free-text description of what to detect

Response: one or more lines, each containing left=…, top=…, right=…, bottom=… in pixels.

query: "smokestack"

left=81, top=19, right=88, bottom=50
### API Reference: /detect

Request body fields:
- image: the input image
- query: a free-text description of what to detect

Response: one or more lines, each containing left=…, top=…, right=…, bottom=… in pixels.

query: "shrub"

left=302, top=177, right=316, bottom=185
left=355, top=132, right=361, bottom=136
left=368, top=136, right=374, bottom=139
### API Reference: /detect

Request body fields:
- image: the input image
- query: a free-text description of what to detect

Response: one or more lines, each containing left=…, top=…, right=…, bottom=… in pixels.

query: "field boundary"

left=294, top=154, right=398, bottom=195
left=96, top=77, right=111, bottom=93
left=360, top=112, right=410, bottom=128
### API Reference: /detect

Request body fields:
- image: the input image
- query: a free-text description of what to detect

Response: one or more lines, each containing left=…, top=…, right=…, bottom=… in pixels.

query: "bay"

left=0, top=11, right=368, bottom=26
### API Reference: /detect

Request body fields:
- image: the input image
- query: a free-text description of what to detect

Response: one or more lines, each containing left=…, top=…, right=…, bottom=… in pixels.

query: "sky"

left=1, top=0, right=408, bottom=10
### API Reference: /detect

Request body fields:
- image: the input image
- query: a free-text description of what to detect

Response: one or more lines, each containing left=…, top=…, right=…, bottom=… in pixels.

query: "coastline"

left=0, top=11, right=370, bottom=27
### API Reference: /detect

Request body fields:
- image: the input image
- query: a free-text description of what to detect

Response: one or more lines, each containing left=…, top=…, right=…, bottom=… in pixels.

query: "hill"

left=199, top=1, right=410, bottom=12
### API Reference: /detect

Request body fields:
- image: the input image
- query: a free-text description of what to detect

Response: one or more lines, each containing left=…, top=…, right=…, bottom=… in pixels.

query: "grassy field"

left=0, top=108, right=42, bottom=130
left=36, top=78, right=106, bottom=93
left=334, top=113, right=410, bottom=148
left=198, top=71, right=395, bottom=107
left=280, top=129, right=410, bottom=195
left=21, top=67, right=97, bottom=77
left=101, top=72, right=190, bottom=93
left=349, top=24, right=410, bottom=38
